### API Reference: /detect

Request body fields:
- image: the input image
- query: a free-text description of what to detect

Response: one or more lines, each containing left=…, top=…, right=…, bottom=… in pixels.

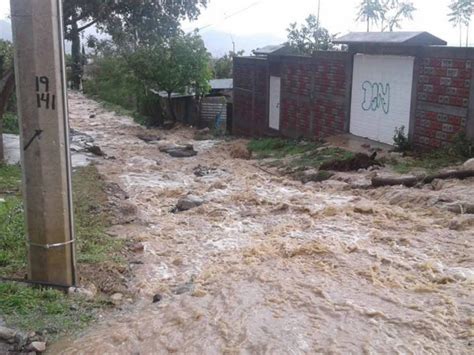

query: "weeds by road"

left=0, top=163, right=127, bottom=340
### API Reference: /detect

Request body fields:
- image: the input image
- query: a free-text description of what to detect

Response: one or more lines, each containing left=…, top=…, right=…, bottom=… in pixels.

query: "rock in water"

left=0, top=326, right=16, bottom=342
left=86, top=145, right=105, bottom=156
left=159, top=144, right=197, bottom=158
left=26, top=341, right=46, bottom=353
left=464, top=158, right=474, bottom=170
left=176, top=196, right=204, bottom=212
left=354, top=203, right=375, bottom=215
left=110, top=293, right=124, bottom=305
left=152, top=294, right=162, bottom=303
left=137, top=133, right=161, bottom=143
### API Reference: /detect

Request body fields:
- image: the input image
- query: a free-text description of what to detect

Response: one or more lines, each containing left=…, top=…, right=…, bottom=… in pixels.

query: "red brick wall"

left=414, top=56, right=472, bottom=148
left=280, top=53, right=351, bottom=139
left=233, top=48, right=474, bottom=148
left=233, top=57, right=269, bottom=136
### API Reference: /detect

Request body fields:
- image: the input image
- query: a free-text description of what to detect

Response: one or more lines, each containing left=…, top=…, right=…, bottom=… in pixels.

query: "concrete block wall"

left=413, top=49, right=474, bottom=148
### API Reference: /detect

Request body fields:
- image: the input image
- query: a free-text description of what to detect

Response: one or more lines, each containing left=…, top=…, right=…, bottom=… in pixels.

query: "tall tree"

left=62, top=0, right=208, bottom=89
left=448, top=0, right=473, bottom=47
left=129, top=32, right=212, bottom=123
left=286, top=14, right=334, bottom=55
left=213, top=50, right=245, bottom=79
left=381, top=0, right=416, bottom=32
left=356, top=0, right=385, bottom=32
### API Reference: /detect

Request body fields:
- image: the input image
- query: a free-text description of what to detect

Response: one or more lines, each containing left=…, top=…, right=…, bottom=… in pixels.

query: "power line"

left=192, top=1, right=264, bottom=34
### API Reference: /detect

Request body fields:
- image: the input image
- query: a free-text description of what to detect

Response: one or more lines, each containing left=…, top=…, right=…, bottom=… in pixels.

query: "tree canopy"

left=129, top=32, right=212, bottom=122
left=286, top=15, right=334, bottom=55
left=212, top=51, right=245, bottom=79
left=448, top=0, right=474, bottom=46
left=356, top=0, right=416, bottom=32
left=62, top=0, right=208, bottom=88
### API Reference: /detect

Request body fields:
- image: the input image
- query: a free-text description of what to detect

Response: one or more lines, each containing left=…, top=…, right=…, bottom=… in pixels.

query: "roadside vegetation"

left=248, top=138, right=356, bottom=182
left=0, top=163, right=126, bottom=340
left=248, top=134, right=473, bottom=181
left=388, top=129, right=474, bottom=174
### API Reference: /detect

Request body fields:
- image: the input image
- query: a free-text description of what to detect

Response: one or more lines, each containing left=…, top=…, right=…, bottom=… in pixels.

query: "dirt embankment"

left=50, top=92, right=473, bottom=354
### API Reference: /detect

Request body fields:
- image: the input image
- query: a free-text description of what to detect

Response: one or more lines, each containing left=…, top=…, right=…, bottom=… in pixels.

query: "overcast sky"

left=0, top=0, right=469, bottom=53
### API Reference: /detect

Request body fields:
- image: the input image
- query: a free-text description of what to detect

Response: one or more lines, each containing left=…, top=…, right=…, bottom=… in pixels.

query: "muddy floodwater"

left=52, top=93, right=473, bottom=354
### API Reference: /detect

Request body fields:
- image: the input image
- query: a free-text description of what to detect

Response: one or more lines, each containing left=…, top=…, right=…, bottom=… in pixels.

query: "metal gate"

left=350, top=54, right=415, bottom=144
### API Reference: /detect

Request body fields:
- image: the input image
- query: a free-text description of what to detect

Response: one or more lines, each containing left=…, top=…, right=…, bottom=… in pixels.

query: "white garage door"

left=350, top=54, right=415, bottom=145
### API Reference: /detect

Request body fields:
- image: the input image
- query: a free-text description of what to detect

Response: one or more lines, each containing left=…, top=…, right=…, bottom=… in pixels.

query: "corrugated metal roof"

left=253, top=44, right=295, bottom=55
left=150, top=89, right=194, bottom=99
left=333, top=32, right=447, bottom=46
left=210, top=78, right=233, bottom=90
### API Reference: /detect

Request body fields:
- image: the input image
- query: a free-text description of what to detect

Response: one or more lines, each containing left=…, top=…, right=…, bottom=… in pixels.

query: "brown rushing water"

left=51, top=92, right=473, bottom=354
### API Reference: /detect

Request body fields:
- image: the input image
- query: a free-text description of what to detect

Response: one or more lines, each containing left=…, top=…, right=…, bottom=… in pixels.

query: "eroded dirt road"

left=53, top=93, right=473, bottom=354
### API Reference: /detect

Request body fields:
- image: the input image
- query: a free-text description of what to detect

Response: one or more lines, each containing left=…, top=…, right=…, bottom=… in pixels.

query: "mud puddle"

left=50, top=92, right=473, bottom=354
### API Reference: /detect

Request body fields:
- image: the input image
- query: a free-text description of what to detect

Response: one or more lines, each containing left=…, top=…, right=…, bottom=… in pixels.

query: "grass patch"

left=0, top=197, right=25, bottom=276
left=72, top=165, right=125, bottom=265
left=2, top=112, right=19, bottom=135
left=247, top=138, right=356, bottom=182
left=291, top=147, right=355, bottom=170
left=248, top=138, right=320, bottom=159
left=0, top=163, right=21, bottom=194
left=389, top=150, right=467, bottom=174
left=0, top=163, right=126, bottom=338
left=0, top=282, right=106, bottom=339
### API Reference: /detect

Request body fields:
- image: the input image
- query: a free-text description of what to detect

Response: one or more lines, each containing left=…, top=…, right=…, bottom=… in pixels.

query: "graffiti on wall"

left=361, top=81, right=390, bottom=114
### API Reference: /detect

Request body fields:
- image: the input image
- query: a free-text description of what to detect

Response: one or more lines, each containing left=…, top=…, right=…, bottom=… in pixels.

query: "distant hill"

left=200, top=30, right=285, bottom=57
left=0, top=18, right=283, bottom=58
left=0, top=20, right=12, bottom=41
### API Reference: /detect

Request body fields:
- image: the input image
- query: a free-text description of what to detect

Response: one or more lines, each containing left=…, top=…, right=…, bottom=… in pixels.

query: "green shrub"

left=2, top=112, right=19, bottom=134
left=393, top=126, right=411, bottom=152
left=83, top=56, right=140, bottom=111
left=450, top=133, right=474, bottom=158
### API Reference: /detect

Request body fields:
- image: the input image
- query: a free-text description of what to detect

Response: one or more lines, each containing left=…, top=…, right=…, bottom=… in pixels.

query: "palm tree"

left=356, top=0, right=385, bottom=32
left=449, top=0, right=474, bottom=47
left=381, top=0, right=416, bottom=32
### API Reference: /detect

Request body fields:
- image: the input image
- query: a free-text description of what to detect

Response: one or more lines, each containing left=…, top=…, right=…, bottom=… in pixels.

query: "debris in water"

left=86, top=145, right=105, bottom=156
left=320, top=152, right=380, bottom=172
left=193, top=165, right=217, bottom=177
left=137, top=133, right=161, bottom=143
left=229, top=143, right=252, bottom=160
left=173, top=195, right=205, bottom=212
left=160, top=144, right=197, bottom=158
left=152, top=294, right=162, bottom=303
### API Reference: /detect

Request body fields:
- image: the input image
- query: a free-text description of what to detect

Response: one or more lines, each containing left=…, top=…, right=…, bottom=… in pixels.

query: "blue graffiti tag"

left=361, top=81, right=390, bottom=114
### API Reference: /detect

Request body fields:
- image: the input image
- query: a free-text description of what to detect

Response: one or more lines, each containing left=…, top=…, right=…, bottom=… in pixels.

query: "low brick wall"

left=233, top=57, right=268, bottom=136
left=279, top=52, right=351, bottom=139
left=233, top=46, right=474, bottom=149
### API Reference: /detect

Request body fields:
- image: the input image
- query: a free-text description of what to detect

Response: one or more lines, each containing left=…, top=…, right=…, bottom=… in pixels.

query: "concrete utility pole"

left=10, top=0, right=76, bottom=287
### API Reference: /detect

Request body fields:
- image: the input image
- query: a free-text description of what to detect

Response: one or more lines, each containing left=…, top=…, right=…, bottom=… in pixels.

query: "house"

left=233, top=32, right=474, bottom=149
left=149, top=79, right=234, bottom=131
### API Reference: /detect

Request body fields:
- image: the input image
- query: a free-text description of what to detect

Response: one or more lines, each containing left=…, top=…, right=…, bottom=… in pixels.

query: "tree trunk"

left=466, top=24, right=469, bottom=48
left=0, top=70, right=16, bottom=163
left=70, top=22, right=82, bottom=90
left=167, top=92, right=177, bottom=122
left=372, top=170, right=474, bottom=188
